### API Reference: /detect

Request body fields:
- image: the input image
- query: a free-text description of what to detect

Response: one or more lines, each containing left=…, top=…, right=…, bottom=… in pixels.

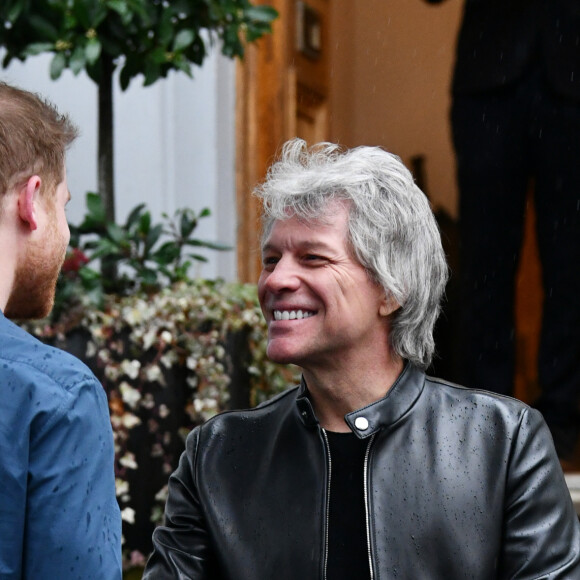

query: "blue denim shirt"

left=0, top=313, right=122, bottom=579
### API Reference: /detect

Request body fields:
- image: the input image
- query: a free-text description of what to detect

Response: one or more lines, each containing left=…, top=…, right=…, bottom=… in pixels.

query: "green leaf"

left=172, top=56, right=192, bottom=77
left=158, top=9, right=174, bottom=47
left=91, top=238, right=122, bottom=259
left=172, top=29, right=195, bottom=52
left=72, top=1, right=91, bottom=29
left=86, top=193, right=106, bottom=223
left=50, top=53, right=67, bottom=80
left=107, top=0, right=132, bottom=24
left=245, top=6, right=279, bottom=24
left=70, top=45, right=86, bottom=75
left=185, top=239, right=232, bottom=251
left=85, top=38, right=102, bottom=65
left=150, top=47, right=168, bottom=65
left=63, top=8, right=78, bottom=30
left=143, top=61, right=161, bottom=86
left=187, top=253, right=209, bottom=263
left=79, top=266, right=102, bottom=286
left=29, top=15, right=59, bottom=41
left=179, top=210, right=197, bottom=238
left=144, top=224, right=163, bottom=254
left=92, top=7, right=109, bottom=29
left=7, top=2, right=24, bottom=23
left=119, top=65, right=132, bottom=91
left=125, top=203, right=146, bottom=229
left=140, top=268, right=159, bottom=287
left=107, top=222, right=126, bottom=245
left=152, top=241, right=180, bottom=264
left=138, top=211, right=152, bottom=235
left=22, top=42, right=55, bottom=57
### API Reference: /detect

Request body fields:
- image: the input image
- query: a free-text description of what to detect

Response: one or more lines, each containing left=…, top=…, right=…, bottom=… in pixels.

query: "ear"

left=379, top=295, right=400, bottom=317
left=18, top=175, right=42, bottom=231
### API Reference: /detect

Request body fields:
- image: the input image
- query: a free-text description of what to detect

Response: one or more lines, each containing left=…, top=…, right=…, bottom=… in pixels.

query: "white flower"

left=145, top=364, right=164, bottom=385
left=121, top=507, right=136, bottom=524
left=104, top=365, right=120, bottom=381
left=160, top=330, right=173, bottom=344
left=142, top=329, right=157, bottom=351
left=121, top=413, right=141, bottom=429
left=119, top=452, right=138, bottom=469
left=120, top=359, right=141, bottom=379
left=115, top=478, right=129, bottom=497
left=141, top=393, right=156, bottom=409
left=155, top=485, right=169, bottom=502
left=120, top=382, right=141, bottom=409
left=160, top=351, right=177, bottom=368
left=193, top=397, right=218, bottom=413
left=158, top=404, right=170, bottom=418
left=86, top=341, right=97, bottom=358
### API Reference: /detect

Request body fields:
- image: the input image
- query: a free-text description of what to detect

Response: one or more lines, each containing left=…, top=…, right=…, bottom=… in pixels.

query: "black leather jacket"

left=144, top=364, right=580, bottom=579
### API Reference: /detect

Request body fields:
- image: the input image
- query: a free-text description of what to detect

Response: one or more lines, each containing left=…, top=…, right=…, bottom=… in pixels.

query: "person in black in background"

left=424, top=0, right=580, bottom=460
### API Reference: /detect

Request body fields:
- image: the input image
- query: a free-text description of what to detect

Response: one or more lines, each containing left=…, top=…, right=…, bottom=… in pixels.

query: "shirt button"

left=355, top=416, right=369, bottom=431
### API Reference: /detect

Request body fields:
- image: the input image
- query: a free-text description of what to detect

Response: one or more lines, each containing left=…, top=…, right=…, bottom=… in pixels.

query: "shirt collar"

left=295, top=363, right=426, bottom=438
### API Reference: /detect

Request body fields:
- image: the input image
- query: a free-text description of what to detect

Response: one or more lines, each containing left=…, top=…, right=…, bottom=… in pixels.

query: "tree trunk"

left=98, top=55, right=115, bottom=224
left=98, top=55, right=117, bottom=286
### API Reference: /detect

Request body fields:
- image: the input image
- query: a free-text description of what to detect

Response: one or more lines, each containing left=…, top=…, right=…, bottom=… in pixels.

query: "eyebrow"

left=261, top=240, right=335, bottom=254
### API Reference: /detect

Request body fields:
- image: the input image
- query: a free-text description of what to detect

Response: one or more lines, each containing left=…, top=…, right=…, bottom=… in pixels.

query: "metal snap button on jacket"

left=354, top=416, right=369, bottom=431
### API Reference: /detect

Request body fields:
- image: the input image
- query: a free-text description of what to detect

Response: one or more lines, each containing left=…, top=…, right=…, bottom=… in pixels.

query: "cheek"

left=257, top=273, right=268, bottom=302
left=58, top=213, right=70, bottom=244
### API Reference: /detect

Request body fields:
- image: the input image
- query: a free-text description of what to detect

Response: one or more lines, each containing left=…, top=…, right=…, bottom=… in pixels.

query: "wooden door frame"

left=235, top=0, right=295, bottom=283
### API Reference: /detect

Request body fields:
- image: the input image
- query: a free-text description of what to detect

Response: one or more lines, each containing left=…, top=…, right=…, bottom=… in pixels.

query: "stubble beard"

left=4, top=221, right=67, bottom=320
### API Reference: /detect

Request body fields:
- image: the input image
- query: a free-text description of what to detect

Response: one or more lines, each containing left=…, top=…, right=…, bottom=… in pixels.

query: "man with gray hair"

left=145, top=139, right=579, bottom=579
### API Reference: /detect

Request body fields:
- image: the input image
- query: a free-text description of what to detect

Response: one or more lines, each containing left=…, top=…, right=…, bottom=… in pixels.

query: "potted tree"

left=0, top=0, right=277, bottom=223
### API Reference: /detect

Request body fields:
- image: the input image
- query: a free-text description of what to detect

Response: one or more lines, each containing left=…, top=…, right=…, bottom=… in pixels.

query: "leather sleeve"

left=143, top=427, right=220, bottom=580
left=501, top=408, right=580, bottom=579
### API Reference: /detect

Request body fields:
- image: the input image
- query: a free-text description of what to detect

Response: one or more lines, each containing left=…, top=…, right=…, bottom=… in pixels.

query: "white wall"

left=1, top=49, right=238, bottom=280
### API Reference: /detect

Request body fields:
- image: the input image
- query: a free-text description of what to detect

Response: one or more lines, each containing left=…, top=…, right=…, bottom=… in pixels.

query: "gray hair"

left=254, top=138, right=448, bottom=369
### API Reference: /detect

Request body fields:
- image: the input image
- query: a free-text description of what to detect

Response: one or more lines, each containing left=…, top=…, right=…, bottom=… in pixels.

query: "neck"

left=302, top=354, right=404, bottom=432
left=0, top=253, right=15, bottom=313
left=0, top=194, right=22, bottom=312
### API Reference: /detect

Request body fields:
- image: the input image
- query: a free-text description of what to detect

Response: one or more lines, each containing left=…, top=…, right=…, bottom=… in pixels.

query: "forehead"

left=262, top=204, right=350, bottom=250
left=263, top=199, right=350, bottom=242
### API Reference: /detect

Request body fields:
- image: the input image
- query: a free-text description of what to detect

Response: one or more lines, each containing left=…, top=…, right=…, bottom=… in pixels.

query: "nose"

left=259, top=257, right=301, bottom=294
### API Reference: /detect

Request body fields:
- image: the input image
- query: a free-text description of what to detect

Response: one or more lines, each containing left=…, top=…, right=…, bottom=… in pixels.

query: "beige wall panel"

left=329, top=0, right=463, bottom=217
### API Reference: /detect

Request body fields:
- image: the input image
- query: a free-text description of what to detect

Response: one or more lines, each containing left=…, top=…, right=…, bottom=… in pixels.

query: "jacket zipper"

left=322, top=429, right=376, bottom=580
left=321, top=428, right=332, bottom=580
left=364, top=433, right=376, bottom=580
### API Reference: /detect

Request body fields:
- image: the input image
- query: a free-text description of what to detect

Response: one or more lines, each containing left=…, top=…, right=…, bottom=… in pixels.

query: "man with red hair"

left=0, top=82, right=121, bottom=578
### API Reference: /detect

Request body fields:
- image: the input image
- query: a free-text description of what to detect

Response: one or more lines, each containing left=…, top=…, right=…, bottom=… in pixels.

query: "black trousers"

left=451, top=67, right=580, bottom=451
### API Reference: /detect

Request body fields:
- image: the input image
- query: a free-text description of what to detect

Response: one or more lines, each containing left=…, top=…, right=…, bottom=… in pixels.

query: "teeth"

left=273, top=310, right=314, bottom=321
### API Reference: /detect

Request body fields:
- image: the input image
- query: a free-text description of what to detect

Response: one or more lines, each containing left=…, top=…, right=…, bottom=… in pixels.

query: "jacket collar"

left=295, top=363, right=426, bottom=438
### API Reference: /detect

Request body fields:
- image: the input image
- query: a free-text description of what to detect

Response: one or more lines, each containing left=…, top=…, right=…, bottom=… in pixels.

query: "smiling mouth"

left=273, top=310, right=315, bottom=321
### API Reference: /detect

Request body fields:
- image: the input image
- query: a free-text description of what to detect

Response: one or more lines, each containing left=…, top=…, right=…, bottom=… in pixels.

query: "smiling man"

left=144, top=139, right=580, bottom=579
left=0, top=82, right=122, bottom=578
